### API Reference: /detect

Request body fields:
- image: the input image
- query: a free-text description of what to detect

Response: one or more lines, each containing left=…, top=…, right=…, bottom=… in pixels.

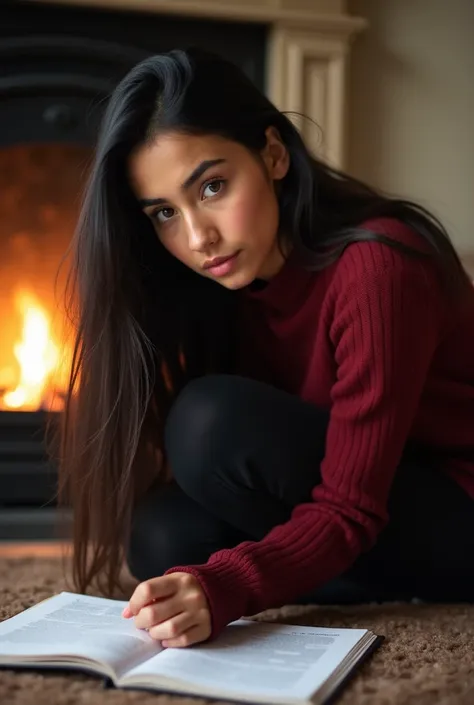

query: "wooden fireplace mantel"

left=31, top=0, right=367, bottom=168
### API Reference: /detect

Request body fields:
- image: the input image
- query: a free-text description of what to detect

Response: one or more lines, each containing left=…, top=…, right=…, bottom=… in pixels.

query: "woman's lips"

left=204, top=251, right=240, bottom=277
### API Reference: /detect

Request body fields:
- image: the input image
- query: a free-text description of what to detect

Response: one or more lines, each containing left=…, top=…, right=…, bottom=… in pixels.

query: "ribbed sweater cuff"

left=164, top=558, right=251, bottom=640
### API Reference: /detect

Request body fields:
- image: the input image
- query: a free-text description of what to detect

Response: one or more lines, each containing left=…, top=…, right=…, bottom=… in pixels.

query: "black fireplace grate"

left=0, top=410, right=71, bottom=540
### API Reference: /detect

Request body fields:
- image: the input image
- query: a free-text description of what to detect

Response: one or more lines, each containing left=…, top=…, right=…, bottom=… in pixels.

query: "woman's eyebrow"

left=138, top=158, right=226, bottom=208
left=181, top=158, right=226, bottom=190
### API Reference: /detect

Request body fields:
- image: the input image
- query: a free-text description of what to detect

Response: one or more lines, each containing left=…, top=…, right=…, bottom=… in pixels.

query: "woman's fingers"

left=147, top=609, right=198, bottom=643
left=133, top=597, right=181, bottom=630
left=159, top=619, right=211, bottom=648
left=127, top=575, right=179, bottom=616
left=124, top=572, right=212, bottom=647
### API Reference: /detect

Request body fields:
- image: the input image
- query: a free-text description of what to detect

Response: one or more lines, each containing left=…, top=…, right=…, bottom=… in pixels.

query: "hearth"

left=0, top=0, right=266, bottom=539
left=0, top=411, right=66, bottom=540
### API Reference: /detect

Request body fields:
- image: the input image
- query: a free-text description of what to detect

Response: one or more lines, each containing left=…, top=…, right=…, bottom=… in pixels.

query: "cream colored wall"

left=347, top=0, right=474, bottom=257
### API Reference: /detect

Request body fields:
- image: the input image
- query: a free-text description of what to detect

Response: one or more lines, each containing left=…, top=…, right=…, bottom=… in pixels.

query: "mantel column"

left=267, top=23, right=362, bottom=168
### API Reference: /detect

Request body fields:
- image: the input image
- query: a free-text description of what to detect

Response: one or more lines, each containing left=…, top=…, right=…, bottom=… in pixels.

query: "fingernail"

left=122, top=606, right=132, bottom=618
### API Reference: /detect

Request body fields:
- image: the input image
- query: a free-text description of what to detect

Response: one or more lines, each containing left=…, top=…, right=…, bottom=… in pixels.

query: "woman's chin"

left=219, top=275, right=252, bottom=290
left=214, top=269, right=256, bottom=291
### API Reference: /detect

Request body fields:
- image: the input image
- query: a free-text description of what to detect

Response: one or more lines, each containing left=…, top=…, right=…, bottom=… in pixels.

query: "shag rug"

left=0, top=555, right=473, bottom=705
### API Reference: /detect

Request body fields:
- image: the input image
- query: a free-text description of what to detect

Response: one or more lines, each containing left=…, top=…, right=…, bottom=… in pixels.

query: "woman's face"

left=128, top=127, right=290, bottom=290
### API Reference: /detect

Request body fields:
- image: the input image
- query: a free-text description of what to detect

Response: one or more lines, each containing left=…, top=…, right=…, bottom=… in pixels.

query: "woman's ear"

left=261, top=126, right=290, bottom=182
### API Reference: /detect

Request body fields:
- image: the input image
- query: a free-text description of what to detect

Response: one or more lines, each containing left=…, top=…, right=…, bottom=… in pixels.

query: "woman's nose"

left=186, top=218, right=219, bottom=252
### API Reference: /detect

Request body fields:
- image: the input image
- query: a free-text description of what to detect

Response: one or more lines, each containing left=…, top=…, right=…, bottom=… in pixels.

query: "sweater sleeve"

left=165, top=241, right=445, bottom=639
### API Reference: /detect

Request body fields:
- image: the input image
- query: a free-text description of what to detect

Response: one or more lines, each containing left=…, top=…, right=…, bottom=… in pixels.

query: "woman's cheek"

left=229, top=187, right=273, bottom=237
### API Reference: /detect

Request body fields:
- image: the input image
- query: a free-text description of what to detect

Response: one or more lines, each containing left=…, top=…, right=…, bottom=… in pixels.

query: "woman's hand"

left=122, top=572, right=211, bottom=647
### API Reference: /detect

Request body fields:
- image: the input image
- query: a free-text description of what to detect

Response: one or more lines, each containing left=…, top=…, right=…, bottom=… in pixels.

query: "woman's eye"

left=154, top=207, right=175, bottom=224
left=202, top=179, right=225, bottom=199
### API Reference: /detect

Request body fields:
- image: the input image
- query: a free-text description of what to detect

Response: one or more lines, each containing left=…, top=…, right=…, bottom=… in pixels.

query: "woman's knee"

left=164, top=374, right=244, bottom=494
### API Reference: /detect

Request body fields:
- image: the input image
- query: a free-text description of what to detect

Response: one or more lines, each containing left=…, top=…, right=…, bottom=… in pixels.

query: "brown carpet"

left=0, top=556, right=473, bottom=705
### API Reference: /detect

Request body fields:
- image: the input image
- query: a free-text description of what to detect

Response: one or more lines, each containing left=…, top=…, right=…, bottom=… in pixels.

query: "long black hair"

left=58, top=47, right=471, bottom=597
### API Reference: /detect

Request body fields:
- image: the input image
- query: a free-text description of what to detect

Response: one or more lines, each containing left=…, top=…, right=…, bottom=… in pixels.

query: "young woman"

left=59, top=47, right=474, bottom=649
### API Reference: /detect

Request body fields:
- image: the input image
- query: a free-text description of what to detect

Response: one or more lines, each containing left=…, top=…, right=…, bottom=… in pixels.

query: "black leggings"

left=127, top=374, right=474, bottom=605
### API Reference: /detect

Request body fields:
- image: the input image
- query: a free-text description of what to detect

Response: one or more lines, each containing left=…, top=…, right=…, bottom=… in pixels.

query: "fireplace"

left=0, top=0, right=267, bottom=539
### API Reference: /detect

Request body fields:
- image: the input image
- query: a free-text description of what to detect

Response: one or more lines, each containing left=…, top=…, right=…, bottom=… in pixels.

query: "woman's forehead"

left=128, top=133, right=245, bottom=196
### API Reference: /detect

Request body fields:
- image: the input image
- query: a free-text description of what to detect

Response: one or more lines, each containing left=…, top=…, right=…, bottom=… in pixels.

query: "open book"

left=0, top=591, right=382, bottom=704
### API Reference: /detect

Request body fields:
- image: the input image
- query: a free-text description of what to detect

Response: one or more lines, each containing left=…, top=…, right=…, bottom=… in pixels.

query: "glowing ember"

left=0, top=289, right=67, bottom=412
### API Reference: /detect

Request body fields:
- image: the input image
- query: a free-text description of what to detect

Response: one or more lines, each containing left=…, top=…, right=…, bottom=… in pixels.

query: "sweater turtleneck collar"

left=240, top=247, right=316, bottom=317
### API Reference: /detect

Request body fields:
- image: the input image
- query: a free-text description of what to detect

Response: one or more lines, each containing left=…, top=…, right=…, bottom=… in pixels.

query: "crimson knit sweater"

left=165, top=218, right=474, bottom=639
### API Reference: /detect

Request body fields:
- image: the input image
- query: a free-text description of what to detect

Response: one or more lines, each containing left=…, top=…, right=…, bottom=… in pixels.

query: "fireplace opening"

left=0, top=143, right=89, bottom=413
left=0, top=0, right=267, bottom=540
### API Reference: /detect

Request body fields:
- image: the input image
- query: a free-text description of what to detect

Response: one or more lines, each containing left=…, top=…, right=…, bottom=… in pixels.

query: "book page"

left=122, top=619, right=368, bottom=701
left=0, top=592, right=161, bottom=679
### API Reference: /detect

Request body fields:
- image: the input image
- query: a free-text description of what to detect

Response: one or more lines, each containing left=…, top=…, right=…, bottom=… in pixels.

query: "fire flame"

left=0, top=289, right=69, bottom=412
